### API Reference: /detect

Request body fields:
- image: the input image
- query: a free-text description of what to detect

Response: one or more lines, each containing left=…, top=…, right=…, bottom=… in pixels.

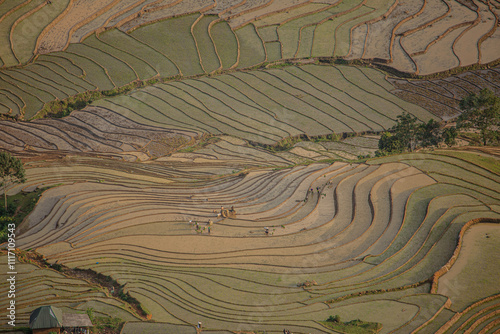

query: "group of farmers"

left=190, top=205, right=235, bottom=234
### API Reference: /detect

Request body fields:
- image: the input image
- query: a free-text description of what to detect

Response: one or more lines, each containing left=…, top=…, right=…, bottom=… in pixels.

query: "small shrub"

left=313, top=133, right=340, bottom=142
left=50, top=263, right=63, bottom=272
left=86, top=307, right=94, bottom=320
left=327, top=315, right=341, bottom=323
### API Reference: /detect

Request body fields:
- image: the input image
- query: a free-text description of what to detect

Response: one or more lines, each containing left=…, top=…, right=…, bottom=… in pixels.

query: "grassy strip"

left=16, top=250, right=152, bottom=320
left=36, top=58, right=95, bottom=91
left=34, top=77, right=179, bottom=119
left=0, top=186, right=52, bottom=243
left=320, top=317, right=382, bottom=333
left=325, top=279, right=429, bottom=305
left=98, top=29, right=176, bottom=79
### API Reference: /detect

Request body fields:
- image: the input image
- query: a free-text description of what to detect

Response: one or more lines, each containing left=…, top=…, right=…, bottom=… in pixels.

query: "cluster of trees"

left=458, top=88, right=499, bottom=145
left=376, top=114, right=456, bottom=156
left=377, top=89, right=499, bottom=156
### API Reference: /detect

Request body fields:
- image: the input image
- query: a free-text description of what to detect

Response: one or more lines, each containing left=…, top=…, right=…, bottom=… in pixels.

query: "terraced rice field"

left=0, top=148, right=497, bottom=333
left=389, top=68, right=500, bottom=119
left=0, top=2, right=499, bottom=119
left=0, top=1, right=499, bottom=71
left=0, top=254, right=139, bottom=325
left=0, top=1, right=499, bottom=333
left=90, top=64, right=435, bottom=145
left=0, top=106, right=195, bottom=161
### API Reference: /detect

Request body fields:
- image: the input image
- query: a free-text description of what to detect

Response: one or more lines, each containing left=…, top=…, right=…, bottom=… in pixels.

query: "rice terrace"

left=0, top=0, right=499, bottom=333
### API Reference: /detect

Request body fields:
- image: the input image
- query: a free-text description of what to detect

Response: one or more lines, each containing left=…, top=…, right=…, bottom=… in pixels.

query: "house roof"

left=30, top=306, right=93, bottom=329
left=29, top=306, right=63, bottom=329
left=62, top=313, right=93, bottom=327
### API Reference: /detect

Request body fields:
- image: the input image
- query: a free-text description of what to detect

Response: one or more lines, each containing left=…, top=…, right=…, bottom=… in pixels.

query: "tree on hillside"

left=0, top=152, right=26, bottom=212
left=442, top=127, right=458, bottom=147
left=392, top=112, right=420, bottom=151
left=377, top=113, right=452, bottom=156
left=458, top=88, right=500, bottom=146
left=378, top=112, right=424, bottom=154
left=418, top=118, right=442, bottom=147
left=378, top=132, right=403, bottom=154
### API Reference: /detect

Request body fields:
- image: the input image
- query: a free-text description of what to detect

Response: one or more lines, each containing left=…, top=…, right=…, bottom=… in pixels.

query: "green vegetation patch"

left=177, top=135, right=220, bottom=153
left=79, top=64, right=439, bottom=145
left=0, top=92, right=20, bottom=115
left=321, top=315, right=382, bottom=333
left=9, top=68, right=69, bottom=100
left=0, top=75, right=44, bottom=119
left=0, top=71, right=54, bottom=102
left=39, top=81, right=140, bottom=119
left=0, top=186, right=49, bottom=243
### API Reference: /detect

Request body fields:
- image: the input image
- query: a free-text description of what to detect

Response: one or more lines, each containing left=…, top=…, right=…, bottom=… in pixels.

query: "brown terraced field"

left=0, top=1, right=499, bottom=334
